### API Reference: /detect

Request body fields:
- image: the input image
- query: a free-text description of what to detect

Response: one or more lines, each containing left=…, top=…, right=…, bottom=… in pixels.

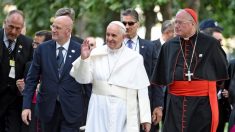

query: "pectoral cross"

left=185, top=70, right=193, bottom=81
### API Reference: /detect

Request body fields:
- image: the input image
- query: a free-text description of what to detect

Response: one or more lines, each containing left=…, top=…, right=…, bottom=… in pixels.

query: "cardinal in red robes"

left=151, top=8, right=228, bottom=132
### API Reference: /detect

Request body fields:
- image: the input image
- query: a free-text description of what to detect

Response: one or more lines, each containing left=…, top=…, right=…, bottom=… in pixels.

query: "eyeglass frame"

left=50, top=25, right=63, bottom=30
left=122, top=21, right=137, bottom=26
left=173, top=19, right=193, bottom=25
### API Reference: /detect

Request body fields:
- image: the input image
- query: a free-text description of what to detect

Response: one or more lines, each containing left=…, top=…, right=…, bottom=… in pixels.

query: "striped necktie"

left=8, top=39, right=13, bottom=54
left=57, top=47, right=64, bottom=77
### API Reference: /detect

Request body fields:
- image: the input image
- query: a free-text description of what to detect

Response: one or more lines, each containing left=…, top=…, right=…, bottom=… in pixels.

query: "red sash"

left=169, top=81, right=218, bottom=132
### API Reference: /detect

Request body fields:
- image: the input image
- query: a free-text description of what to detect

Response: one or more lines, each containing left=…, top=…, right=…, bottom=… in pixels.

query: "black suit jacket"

left=225, top=59, right=235, bottom=129
left=152, top=38, right=162, bottom=58
left=0, top=28, right=33, bottom=116
left=138, top=37, right=163, bottom=110
left=71, top=35, right=83, bottom=44
left=23, top=39, right=85, bottom=124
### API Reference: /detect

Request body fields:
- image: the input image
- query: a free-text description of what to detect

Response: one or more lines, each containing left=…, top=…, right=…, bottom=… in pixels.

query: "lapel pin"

left=199, top=54, right=203, bottom=57
left=141, top=46, right=144, bottom=48
left=71, top=50, right=75, bottom=53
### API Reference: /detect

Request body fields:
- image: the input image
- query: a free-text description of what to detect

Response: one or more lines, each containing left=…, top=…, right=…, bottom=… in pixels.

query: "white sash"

left=92, top=80, right=127, bottom=100
left=92, top=80, right=140, bottom=132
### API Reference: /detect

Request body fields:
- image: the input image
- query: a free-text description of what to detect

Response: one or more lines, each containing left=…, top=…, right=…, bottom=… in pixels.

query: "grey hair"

left=55, top=7, right=75, bottom=21
left=6, top=9, right=25, bottom=22
left=121, top=8, right=139, bottom=22
left=161, top=20, right=174, bottom=33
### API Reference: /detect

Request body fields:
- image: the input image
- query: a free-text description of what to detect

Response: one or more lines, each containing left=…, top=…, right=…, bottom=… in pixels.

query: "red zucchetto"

left=184, top=8, right=198, bottom=23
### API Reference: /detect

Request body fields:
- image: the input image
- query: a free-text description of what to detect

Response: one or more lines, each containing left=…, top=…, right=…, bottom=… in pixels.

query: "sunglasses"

left=122, top=21, right=136, bottom=26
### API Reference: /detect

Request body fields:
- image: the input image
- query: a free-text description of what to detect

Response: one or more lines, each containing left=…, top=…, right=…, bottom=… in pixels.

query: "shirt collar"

left=56, top=39, right=70, bottom=51
left=159, top=36, right=165, bottom=45
left=124, top=35, right=138, bottom=45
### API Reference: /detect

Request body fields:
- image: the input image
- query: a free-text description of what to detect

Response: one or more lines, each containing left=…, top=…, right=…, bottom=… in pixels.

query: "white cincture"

left=92, top=80, right=139, bottom=132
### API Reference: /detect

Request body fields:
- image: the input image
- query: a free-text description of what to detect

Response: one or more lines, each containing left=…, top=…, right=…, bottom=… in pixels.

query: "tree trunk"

left=143, top=5, right=156, bottom=40
left=186, top=0, right=200, bottom=12
left=103, top=10, right=120, bottom=40
left=160, top=0, right=173, bottom=21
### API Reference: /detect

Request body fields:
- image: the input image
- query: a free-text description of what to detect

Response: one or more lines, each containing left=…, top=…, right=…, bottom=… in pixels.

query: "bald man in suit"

left=22, top=15, right=85, bottom=132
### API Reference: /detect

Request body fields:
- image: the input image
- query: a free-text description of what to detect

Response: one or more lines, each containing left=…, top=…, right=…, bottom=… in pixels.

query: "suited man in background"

left=121, top=8, right=164, bottom=132
left=152, top=20, right=174, bottom=129
left=22, top=15, right=84, bottom=132
left=0, top=10, right=33, bottom=132
left=152, top=20, right=174, bottom=57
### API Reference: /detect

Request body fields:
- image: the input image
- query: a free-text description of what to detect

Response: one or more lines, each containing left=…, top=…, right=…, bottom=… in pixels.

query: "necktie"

left=57, top=47, right=64, bottom=77
left=8, top=39, right=13, bottom=54
left=127, top=39, right=133, bottom=49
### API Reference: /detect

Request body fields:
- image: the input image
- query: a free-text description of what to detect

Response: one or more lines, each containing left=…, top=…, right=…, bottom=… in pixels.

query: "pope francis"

left=70, top=21, right=151, bottom=132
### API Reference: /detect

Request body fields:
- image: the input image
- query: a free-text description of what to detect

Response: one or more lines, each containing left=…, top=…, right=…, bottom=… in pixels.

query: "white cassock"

left=70, top=44, right=151, bottom=132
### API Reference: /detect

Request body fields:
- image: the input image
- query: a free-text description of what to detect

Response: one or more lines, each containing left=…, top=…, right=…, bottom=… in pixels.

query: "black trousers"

left=0, top=96, right=22, bottom=132
left=217, top=98, right=230, bottom=132
left=41, top=101, right=80, bottom=132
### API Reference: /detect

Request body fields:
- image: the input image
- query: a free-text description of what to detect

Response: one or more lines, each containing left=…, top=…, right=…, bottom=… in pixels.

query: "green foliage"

left=199, top=0, right=235, bottom=38
left=0, top=0, right=234, bottom=39
left=78, top=0, right=133, bottom=38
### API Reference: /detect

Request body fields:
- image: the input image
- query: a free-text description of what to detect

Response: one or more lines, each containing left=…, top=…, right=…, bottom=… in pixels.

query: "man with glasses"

left=22, top=15, right=85, bottom=132
left=121, top=8, right=164, bottom=132
left=152, top=8, right=228, bottom=132
left=55, top=8, right=91, bottom=130
left=32, top=30, right=52, bottom=49
left=0, top=10, right=33, bottom=132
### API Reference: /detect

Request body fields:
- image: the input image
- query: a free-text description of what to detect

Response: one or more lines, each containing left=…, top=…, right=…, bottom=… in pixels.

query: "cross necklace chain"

left=179, top=32, right=198, bottom=81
